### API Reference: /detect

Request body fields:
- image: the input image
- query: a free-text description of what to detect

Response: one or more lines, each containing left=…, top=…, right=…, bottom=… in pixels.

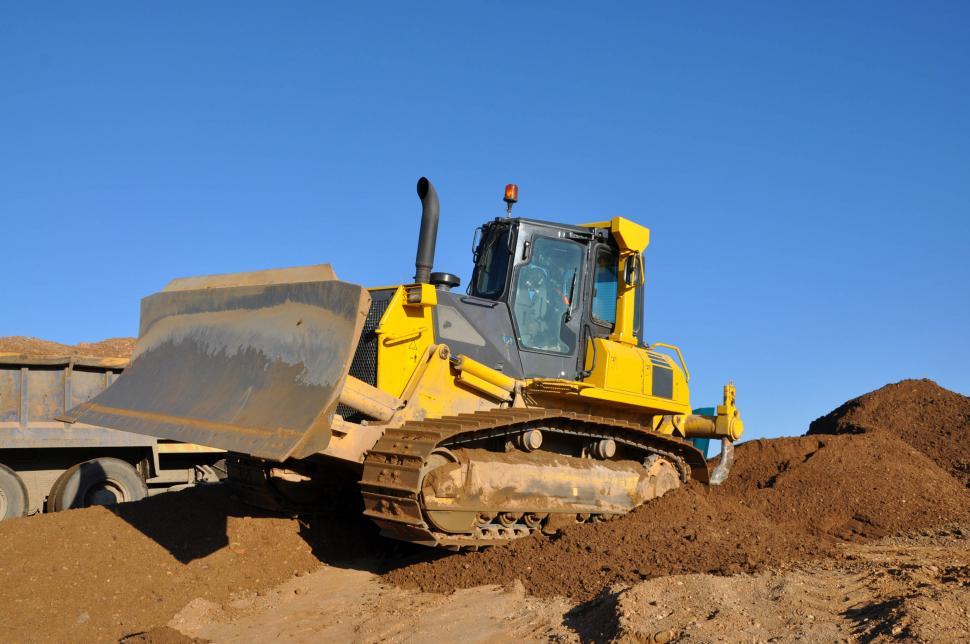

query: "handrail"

left=648, top=342, right=690, bottom=382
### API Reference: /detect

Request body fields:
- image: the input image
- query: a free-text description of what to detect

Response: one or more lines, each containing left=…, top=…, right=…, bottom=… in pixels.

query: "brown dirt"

left=808, top=378, right=970, bottom=487
left=161, top=523, right=970, bottom=644
left=0, top=485, right=389, bottom=643
left=722, top=430, right=970, bottom=540
left=613, top=523, right=970, bottom=643
left=3, top=378, right=969, bottom=641
left=167, top=568, right=578, bottom=643
left=120, top=626, right=205, bottom=644
left=0, top=335, right=136, bottom=358
left=385, top=482, right=833, bottom=602
left=384, top=387, right=970, bottom=603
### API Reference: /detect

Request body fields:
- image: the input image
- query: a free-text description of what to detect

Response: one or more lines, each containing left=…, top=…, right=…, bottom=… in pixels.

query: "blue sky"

left=2, top=3, right=968, bottom=440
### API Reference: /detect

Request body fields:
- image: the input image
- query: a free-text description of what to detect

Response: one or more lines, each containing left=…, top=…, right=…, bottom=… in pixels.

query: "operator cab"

left=430, top=184, right=645, bottom=381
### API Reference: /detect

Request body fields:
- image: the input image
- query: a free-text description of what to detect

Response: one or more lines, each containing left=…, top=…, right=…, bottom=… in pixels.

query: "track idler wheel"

left=498, top=512, right=521, bottom=527
left=422, top=449, right=478, bottom=534
left=523, top=513, right=546, bottom=529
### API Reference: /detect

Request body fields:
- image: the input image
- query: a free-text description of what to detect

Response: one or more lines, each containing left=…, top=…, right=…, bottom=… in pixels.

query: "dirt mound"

left=0, top=485, right=387, bottom=643
left=385, top=388, right=970, bottom=603
left=385, top=483, right=833, bottom=602
left=0, top=335, right=136, bottom=359
left=722, top=431, right=970, bottom=540
left=808, top=378, right=970, bottom=487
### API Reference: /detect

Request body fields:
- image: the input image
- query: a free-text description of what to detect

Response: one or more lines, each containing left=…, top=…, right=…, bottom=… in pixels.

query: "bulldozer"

left=62, top=178, right=743, bottom=548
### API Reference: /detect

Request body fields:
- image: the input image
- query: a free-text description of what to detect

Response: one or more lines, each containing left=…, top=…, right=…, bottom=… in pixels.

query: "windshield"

left=512, top=237, right=582, bottom=353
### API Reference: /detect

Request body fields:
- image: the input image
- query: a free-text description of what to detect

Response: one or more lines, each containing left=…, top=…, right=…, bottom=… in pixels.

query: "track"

left=359, top=408, right=709, bottom=548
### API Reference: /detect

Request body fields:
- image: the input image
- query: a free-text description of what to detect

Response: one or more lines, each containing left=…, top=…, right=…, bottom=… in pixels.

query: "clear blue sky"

left=2, top=3, right=968, bottom=440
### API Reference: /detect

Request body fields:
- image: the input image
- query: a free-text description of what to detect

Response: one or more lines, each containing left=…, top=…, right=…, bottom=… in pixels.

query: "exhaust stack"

left=414, top=177, right=440, bottom=284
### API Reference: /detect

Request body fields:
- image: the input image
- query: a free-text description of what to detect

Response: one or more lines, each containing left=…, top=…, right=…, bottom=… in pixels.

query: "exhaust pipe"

left=414, top=177, right=439, bottom=284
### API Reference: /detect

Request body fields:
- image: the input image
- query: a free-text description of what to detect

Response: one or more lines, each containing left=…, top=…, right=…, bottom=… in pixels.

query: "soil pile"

left=0, top=485, right=386, bottom=643
left=722, top=431, right=970, bottom=540
left=385, top=483, right=833, bottom=602
left=0, top=335, right=136, bottom=358
left=808, top=378, right=970, bottom=487
left=386, top=382, right=970, bottom=602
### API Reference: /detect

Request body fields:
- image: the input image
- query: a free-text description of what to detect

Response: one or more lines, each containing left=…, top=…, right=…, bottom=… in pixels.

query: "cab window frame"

left=469, top=224, right=514, bottom=301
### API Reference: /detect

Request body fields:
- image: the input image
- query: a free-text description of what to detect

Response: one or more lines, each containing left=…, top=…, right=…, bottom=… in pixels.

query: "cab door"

left=508, top=224, right=587, bottom=379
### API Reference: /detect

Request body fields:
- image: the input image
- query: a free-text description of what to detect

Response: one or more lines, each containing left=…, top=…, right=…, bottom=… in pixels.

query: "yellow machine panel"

left=373, top=285, right=437, bottom=398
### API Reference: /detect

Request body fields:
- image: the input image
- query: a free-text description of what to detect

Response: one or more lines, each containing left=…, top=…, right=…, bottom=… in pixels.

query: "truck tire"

left=46, top=458, right=148, bottom=512
left=0, top=463, right=29, bottom=520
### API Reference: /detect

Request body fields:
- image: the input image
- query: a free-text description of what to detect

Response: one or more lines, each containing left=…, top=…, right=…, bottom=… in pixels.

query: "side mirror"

left=624, top=254, right=644, bottom=287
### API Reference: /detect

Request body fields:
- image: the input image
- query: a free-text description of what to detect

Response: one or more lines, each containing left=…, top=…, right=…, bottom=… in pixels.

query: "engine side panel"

left=432, top=291, right=524, bottom=379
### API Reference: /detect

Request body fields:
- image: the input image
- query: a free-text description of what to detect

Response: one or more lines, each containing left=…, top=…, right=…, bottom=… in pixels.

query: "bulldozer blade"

left=66, top=265, right=371, bottom=462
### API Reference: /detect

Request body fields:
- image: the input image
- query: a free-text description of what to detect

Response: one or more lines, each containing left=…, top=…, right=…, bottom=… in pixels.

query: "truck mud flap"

left=65, top=266, right=370, bottom=462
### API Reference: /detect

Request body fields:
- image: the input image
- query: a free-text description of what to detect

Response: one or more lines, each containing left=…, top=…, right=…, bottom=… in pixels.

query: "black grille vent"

left=336, top=289, right=393, bottom=422
left=652, top=365, right=673, bottom=399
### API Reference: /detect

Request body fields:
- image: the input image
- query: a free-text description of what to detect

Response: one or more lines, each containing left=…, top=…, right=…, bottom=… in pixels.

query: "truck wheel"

left=46, top=458, right=148, bottom=512
left=0, top=463, right=29, bottom=520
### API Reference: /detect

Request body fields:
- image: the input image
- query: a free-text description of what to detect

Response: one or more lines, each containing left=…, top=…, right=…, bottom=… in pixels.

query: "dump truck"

left=62, top=178, right=743, bottom=548
left=0, top=352, right=225, bottom=520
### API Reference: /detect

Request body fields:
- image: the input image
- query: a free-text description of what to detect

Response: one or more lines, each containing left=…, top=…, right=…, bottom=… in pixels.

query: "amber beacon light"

left=504, top=183, right=518, bottom=216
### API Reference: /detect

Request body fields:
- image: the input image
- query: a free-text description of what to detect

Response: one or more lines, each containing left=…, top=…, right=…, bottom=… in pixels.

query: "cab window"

left=591, top=248, right=618, bottom=326
left=470, top=228, right=511, bottom=299
left=512, top=237, right=582, bottom=353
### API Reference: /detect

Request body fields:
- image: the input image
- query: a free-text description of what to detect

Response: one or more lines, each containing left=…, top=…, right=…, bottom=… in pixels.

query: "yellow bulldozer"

left=63, top=178, right=743, bottom=548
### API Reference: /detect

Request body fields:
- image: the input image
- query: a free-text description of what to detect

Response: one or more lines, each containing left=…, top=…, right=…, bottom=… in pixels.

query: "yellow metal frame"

left=373, top=284, right=436, bottom=398
left=577, top=337, right=691, bottom=414
left=581, top=216, right=650, bottom=346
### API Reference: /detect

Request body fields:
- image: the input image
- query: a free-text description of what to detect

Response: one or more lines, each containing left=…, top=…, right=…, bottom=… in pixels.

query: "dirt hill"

left=0, top=486, right=344, bottom=642
left=808, top=378, right=970, bottom=487
left=721, top=431, right=970, bottom=540
left=387, top=428, right=970, bottom=601
left=386, top=379, right=970, bottom=600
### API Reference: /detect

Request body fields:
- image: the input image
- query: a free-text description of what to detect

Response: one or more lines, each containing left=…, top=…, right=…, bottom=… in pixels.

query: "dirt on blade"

left=808, top=378, right=970, bottom=487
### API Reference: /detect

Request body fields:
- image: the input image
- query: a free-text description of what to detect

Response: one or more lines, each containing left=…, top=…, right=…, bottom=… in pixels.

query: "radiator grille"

left=336, top=289, right=393, bottom=422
